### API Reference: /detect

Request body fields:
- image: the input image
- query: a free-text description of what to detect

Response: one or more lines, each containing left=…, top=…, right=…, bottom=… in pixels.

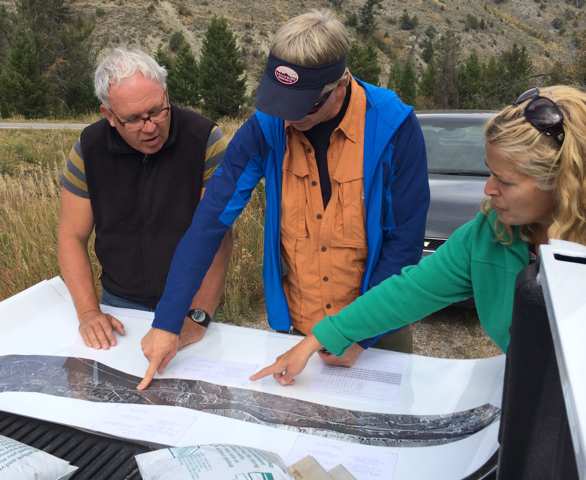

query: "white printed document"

left=0, top=278, right=504, bottom=479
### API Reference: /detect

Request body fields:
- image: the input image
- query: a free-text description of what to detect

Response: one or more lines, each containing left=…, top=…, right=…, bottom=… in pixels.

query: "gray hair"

left=271, top=9, right=349, bottom=67
left=94, top=47, right=167, bottom=107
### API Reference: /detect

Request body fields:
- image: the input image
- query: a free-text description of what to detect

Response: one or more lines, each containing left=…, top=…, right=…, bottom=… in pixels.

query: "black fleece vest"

left=81, top=105, right=214, bottom=309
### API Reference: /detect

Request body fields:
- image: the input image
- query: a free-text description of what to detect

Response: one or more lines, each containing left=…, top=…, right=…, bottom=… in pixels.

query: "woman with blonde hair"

left=252, top=85, right=586, bottom=384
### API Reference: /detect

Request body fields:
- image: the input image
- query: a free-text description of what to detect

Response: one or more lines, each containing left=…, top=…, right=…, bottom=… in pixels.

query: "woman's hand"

left=250, top=334, right=322, bottom=385
left=318, top=343, right=364, bottom=367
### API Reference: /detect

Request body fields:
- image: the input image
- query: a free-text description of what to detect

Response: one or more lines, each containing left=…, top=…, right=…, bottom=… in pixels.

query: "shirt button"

left=323, top=276, right=329, bottom=282
left=321, top=246, right=327, bottom=252
left=311, top=180, right=318, bottom=186
left=326, top=303, right=332, bottom=309
left=316, top=214, right=322, bottom=220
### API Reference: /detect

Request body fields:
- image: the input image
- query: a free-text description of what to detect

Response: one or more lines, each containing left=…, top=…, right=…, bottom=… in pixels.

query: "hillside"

left=2, top=0, right=585, bottom=85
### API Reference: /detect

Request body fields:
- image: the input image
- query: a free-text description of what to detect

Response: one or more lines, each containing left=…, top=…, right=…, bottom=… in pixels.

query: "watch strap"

left=187, top=308, right=212, bottom=328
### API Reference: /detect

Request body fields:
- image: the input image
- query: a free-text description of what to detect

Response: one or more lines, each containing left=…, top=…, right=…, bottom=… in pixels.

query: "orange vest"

left=280, top=79, right=367, bottom=334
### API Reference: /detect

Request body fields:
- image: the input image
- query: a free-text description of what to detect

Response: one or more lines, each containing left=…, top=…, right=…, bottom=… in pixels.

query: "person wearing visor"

left=138, top=10, right=429, bottom=390
left=250, top=85, right=586, bottom=386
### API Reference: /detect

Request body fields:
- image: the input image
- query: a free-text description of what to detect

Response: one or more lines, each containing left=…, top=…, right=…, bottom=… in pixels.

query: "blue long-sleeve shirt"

left=154, top=80, right=429, bottom=350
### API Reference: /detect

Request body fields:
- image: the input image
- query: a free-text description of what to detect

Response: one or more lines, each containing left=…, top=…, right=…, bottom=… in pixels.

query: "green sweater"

left=312, top=211, right=529, bottom=354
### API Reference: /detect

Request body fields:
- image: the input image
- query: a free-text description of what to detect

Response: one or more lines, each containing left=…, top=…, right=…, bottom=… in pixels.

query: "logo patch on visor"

left=274, top=66, right=299, bottom=85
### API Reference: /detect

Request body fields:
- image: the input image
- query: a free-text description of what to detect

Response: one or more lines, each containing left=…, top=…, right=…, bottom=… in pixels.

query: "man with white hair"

left=139, top=10, right=429, bottom=389
left=58, top=47, right=231, bottom=351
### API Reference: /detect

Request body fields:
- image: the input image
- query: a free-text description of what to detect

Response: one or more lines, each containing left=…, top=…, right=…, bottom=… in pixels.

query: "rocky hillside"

left=2, top=0, right=585, bottom=84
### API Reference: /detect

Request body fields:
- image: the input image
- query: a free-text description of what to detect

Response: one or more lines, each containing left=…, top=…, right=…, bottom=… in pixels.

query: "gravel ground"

left=412, top=307, right=501, bottom=359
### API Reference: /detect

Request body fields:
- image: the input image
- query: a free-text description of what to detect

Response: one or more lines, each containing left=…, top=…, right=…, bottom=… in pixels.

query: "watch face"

left=190, top=309, right=206, bottom=323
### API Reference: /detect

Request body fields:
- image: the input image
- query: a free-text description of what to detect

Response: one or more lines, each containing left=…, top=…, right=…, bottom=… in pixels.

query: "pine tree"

left=387, top=60, right=402, bottom=91
left=169, top=31, right=188, bottom=53
left=198, top=16, right=246, bottom=120
left=480, top=56, right=504, bottom=109
left=327, top=0, right=344, bottom=8
left=547, top=61, right=572, bottom=85
left=0, top=6, right=13, bottom=64
left=399, top=10, right=418, bottom=31
left=1, top=0, right=97, bottom=116
left=348, top=41, right=381, bottom=85
left=16, top=0, right=70, bottom=71
left=0, top=27, right=48, bottom=118
left=435, top=30, right=460, bottom=108
left=169, top=44, right=200, bottom=108
left=49, top=17, right=97, bottom=115
left=418, top=61, right=436, bottom=101
left=421, top=36, right=434, bottom=64
left=500, top=44, right=532, bottom=99
left=574, top=31, right=586, bottom=86
left=357, top=0, right=383, bottom=37
left=155, top=46, right=174, bottom=72
left=397, top=60, right=417, bottom=105
left=458, top=51, right=482, bottom=109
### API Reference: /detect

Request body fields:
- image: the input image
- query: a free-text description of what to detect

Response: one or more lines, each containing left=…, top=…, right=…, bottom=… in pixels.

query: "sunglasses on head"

left=513, top=87, right=565, bottom=146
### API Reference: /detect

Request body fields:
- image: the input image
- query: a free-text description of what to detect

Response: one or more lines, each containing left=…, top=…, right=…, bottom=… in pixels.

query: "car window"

left=419, top=117, right=490, bottom=176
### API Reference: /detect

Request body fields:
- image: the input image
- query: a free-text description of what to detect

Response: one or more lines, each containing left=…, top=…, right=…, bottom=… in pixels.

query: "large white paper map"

left=0, top=278, right=504, bottom=479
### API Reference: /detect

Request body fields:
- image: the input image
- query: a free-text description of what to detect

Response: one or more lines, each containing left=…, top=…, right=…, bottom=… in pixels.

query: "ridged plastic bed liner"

left=0, top=410, right=165, bottom=479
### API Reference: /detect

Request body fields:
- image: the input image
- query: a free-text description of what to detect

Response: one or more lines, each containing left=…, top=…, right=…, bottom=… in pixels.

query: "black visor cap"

left=255, top=55, right=346, bottom=121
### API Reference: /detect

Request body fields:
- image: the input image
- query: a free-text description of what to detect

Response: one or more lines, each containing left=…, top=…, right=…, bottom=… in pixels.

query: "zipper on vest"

left=137, top=154, right=151, bottom=293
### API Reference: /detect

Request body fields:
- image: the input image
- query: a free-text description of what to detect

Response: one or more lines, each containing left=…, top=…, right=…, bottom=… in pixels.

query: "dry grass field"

left=0, top=121, right=265, bottom=319
left=0, top=121, right=499, bottom=359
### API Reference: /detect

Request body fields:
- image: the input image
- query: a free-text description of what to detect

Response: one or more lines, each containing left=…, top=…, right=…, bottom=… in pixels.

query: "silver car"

left=417, top=112, right=494, bottom=255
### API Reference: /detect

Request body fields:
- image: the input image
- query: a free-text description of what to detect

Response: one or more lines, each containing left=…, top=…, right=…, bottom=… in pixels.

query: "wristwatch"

left=187, top=308, right=212, bottom=328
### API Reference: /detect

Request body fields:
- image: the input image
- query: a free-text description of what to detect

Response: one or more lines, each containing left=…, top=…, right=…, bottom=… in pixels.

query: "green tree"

left=48, top=17, right=97, bottom=115
left=346, top=12, right=358, bottom=28
left=1, top=0, right=97, bottom=116
left=424, top=25, right=437, bottom=39
left=547, top=61, right=572, bottom=85
left=458, top=51, right=482, bottom=109
left=198, top=16, right=246, bottom=119
left=574, top=31, right=586, bottom=85
left=169, top=31, right=188, bottom=53
left=399, top=10, right=418, bottom=30
left=327, top=0, right=344, bottom=8
left=357, top=0, right=382, bottom=37
left=500, top=44, right=532, bottom=98
left=387, top=60, right=402, bottom=91
left=418, top=60, right=436, bottom=105
left=480, top=55, right=504, bottom=108
left=155, top=46, right=174, bottom=72
left=435, top=30, right=460, bottom=108
left=464, top=14, right=480, bottom=31
left=168, top=44, right=200, bottom=107
left=0, top=27, right=48, bottom=118
left=348, top=41, right=381, bottom=84
left=0, top=6, right=13, bottom=64
left=16, top=0, right=70, bottom=71
left=421, top=36, right=434, bottom=64
left=396, top=60, right=417, bottom=105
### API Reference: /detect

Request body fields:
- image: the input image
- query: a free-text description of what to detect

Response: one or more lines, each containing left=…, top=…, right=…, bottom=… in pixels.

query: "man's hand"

left=250, top=334, right=322, bottom=386
left=178, top=318, right=207, bottom=349
left=78, top=310, right=125, bottom=349
left=318, top=343, right=364, bottom=367
left=137, top=328, right=179, bottom=390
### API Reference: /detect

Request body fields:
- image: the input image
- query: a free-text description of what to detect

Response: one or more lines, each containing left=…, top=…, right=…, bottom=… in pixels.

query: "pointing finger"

left=137, top=358, right=160, bottom=391
left=250, top=362, right=282, bottom=381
